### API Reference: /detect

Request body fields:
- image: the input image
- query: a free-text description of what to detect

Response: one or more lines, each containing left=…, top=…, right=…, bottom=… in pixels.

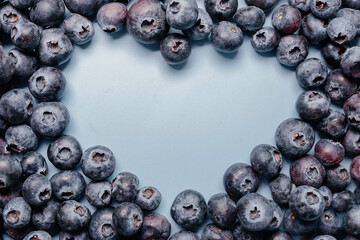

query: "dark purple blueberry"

left=344, top=205, right=360, bottom=237
left=201, top=224, right=233, bottom=239
left=96, top=2, right=127, bottom=33
left=326, top=17, right=357, bottom=45
left=85, top=180, right=111, bottom=208
left=321, top=42, right=347, bottom=68
left=166, top=0, right=198, bottom=30
left=57, top=200, right=91, bottom=232
left=345, top=93, right=360, bottom=131
left=9, top=0, right=36, bottom=10
left=318, top=185, right=333, bottom=208
left=315, top=138, right=344, bottom=166
left=276, top=35, right=308, bottom=67
left=5, top=125, right=38, bottom=153
left=232, top=223, right=263, bottom=240
left=63, top=13, right=94, bottom=45
left=36, top=28, right=73, bottom=67
left=233, top=6, right=265, bottom=32
left=50, top=170, right=86, bottom=201
left=81, top=145, right=115, bottom=181
left=3, top=197, right=31, bottom=229
left=28, top=67, right=67, bottom=102
left=126, top=0, right=169, bottom=44
left=48, top=135, right=82, bottom=170
left=313, top=236, right=336, bottom=240
left=64, top=0, right=103, bottom=17
left=250, top=27, right=281, bottom=52
left=89, top=207, right=117, bottom=240
left=283, top=208, right=319, bottom=235
left=223, top=163, right=259, bottom=200
left=267, top=200, right=284, bottom=231
left=0, top=154, right=22, bottom=189
left=289, top=185, right=325, bottom=221
left=332, top=190, right=355, bottom=212
left=31, top=199, right=60, bottom=231
left=210, top=21, right=243, bottom=53
left=325, top=165, right=351, bottom=192
left=59, top=231, right=90, bottom=240
left=23, top=231, right=52, bottom=240
left=170, top=231, right=200, bottom=240
left=317, top=109, right=348, bottom=140
left=309, top=0, right=341, bottom=19
left=0, top=2, right=28, bottom=35
left=296, top=57, right=328, bottom=89
left=351, top=156, right=360, bottom=182
left=290, top=156, right=326, bottom=188
left=182, top=8, right=214, bottom=40
left=21, top=151, right=47, bottom=177
left=301, top=13, right=329, bottom=44
left=342, top=128, right=360, bottom=157
left=266, top=231, right=293, bottom=240
left=0, top=89, right=33, bottom=125
left=170, top=189, right=207, bottom=230
left=269, top=173, right=296, bottom=206
left=22, top=174, right=51, bottom=206
left=8, top=48, right=39, bottom=80
left=341, top=46, right=360, bottom=79
left=319, top=209, right=343, bottom=235
left=250, top=144, right=282, bottom=180
left=207, top=193, right=237, bottom=229
left=112, top=202, right=144, bottom=237
left=245, top=0, right=279, bottom=10
left=204, top=0, right=238, bottom=21
left=0, top=184, right=22, bottom=208
left=336, top=8, right=360, bottom=35
left=3, top=223, right=33, bottom=240
left=139, top=213, right=171, bottom=240
left=30, top=0, right=65, bottom=28
left=296, top=90, right=330, bottom=122
left=237, top=193, right=273, bottom=231
left=111, top=171, right=139, bottom=203
left=135, top=186, right=162, bottom=211
left=272, top=5, right=302, bottom=35
left=160, top=34, right=191, bottom=65
left=11, top=21, right=40, bottom=52
left=30, top=102, right=70, bottom=138
left=289, top=0, right=311, bottom=13
left=325, top=69, right=357, bottom=103
left=275, top=118, right=315, bottom=158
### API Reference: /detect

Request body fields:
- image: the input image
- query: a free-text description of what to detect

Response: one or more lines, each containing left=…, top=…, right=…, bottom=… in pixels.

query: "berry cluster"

left=0, top=0, right=359, bottom=239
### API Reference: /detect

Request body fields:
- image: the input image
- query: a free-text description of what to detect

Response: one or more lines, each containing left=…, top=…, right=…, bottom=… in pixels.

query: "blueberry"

left=351, top=155, right=360, bottom=182
left=3, top=197, right=31, bottom=229
left=48, top=135, right=82, bottom=170
left=315, top=138, right=344, bottom=166
left=326, top=17, right=357, bottom=45
left=31, top=199, right=60, bottom=231
left=232, top=223, right=263, bottom=240
left=341, top=46, right=360, bottom=79
left=210, top=21, right=243, bottom=53
left=276, top=35, right=308, bottom=67
left=112, top=202, right=144, bottom=237
left=170, top=189, right=207, bottom=230
left=81, top=145, right=115, bottom=180
left=296, top=57, right=328, bottom=89
left=234, top=6, right=265, bottom=32
left=28, top=67, right=67, bottom=102
left=342, top=128, right=360, bottom=157
left=97, top=2, right=127, bottom=33
left=223, top=163, right=259, bottom=200
left=0, top=89, right=33, bottom=125
left=290, top=156, right=326, bottom=188
left=207, top=193, right=236, bottom=229
left=269, top=173, right=296, bottom=206
left=0, top=2, right=28, bottom=35
left=237, top=193, right=273, bottom=231
left=64, top=0, right=103, bottom=17
left=283, top=208, right=319, bottom=235
left=0, top=154, right=22, bottom=189
left=250, top=27, right=281, bottom=52
left=275, top=118, right=315, bottom=158
left=111, top=172, right=139, bottom=202
left=318, top=185, right=333, bottom=208
left=182, top=8, right=214, bottom=40
left=201, top=224, right=233, bottom=239
left=289, top=0, right=311, bottom=13
left=30, top=102, right=70, bottom=138
left=3, top=223, right=33, bottom=240
left=343, top=0, right=360, bottom=9
left=344, top=93, right=360, bottom=131
left=36, top=28, right=73, bottom=66
left=22, top=174, right=51, bottom=206
left=321, top=42, right=347, bottom=68
left=59, top=231, right=90, bottom=240
left=309, top=0, right=341, bottom=19
left=267, top=200, right=284, bottom=231
left=317, top=109, right=348, bottom=140
left=23, top=230, right=52, bottom=240
left=325, top=165, right=351, bottom=192
left=30, top=0, right=65, bottom=28
left=300, top=13, right=329, bottom=44
left=204, top=0, right=238, bottom=21
left=0, top=184, right=22, bottom=208
left=89, top=207, right=117, bottom=240
left=85, top=180, right=112, bottom=208
left=250, top=144, right=282, bottom=180
left=139, top=213, right=171, bottom=240
left=336, top=8, right=360, bottom=35
left=272, top=5, right=302, bottom=35
left=160, top=33, right=191, bottom=65
left=244, top=0, right=279, bottom=10
left=50, top=170, right=86, bottom=201
left=63, top=13, right=94, bottom=45
left=5, top=124, right=38, bottom=154
left=57, top=200, right=91, bottom=232
left=126, top=0, right=169, bottom=44
left=344, top=205, right=360, bottom=236
left=170, top=231, right=200, bottom=240
left=324, top=69, right=357, bottom=103
left=313, top=236, right=336, bottom=240
left=135, top=186, right=162, bottom=211
left=319, top=209, right=343, bottom=235
left=11, top=21, right=40, bottom=52
left=8, top=48, right=39, bottom=80
left=332, top=190, right=355, bottom=212
left=9, top=0, right=36, bottom=10
left=266, top=231, right=293, bottom=240
left=166, top=0, right=198, bottom=30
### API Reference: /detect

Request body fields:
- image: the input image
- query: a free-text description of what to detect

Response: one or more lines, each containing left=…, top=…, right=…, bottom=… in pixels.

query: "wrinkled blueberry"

left=276, top=35, right=308, bottom=67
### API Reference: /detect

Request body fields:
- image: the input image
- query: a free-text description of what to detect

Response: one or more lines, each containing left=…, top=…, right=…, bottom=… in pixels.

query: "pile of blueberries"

left=0, top=0, right=359, bottom=239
